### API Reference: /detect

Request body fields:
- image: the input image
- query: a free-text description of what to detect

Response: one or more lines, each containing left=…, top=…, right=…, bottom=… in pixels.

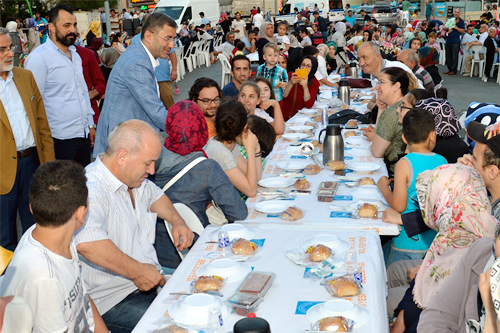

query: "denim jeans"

left=101, top=289, right=157, bottom=333
left=383, top=240, right=427, bottom=268
left=445, top=42, right=460, bottom=72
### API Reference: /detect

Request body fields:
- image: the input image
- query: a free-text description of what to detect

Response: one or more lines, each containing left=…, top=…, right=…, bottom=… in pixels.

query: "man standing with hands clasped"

left=443, top=8, right=465, bottom=76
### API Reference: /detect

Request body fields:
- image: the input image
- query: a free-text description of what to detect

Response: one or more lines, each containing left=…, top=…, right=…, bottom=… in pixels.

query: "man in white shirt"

left=231, top=12, right=246, bottom=39
left=463, top=23, right=488, bottom=76
left=0, top=160, right=108, bottom=333
left=214, top=31, right=236, bottom=57
left=75, top=119, right=194, bottom=332
left=253, top=11, right=264, bottom=29
left=25, top=4, right=95, bottom=167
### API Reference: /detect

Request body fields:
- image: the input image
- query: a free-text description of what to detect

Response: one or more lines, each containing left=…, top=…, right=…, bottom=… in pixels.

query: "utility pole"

left=105, top=0, right=111, bottom=39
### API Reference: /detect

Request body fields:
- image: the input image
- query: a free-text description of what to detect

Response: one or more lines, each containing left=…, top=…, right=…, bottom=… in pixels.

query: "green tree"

left=55, top=0, right=118, bottom=11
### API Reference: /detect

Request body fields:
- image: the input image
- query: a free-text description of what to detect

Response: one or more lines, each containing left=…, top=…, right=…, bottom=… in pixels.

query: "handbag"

left=345, top=78, right=372, bottom=88
left=328, top=109, right=371, bottom=125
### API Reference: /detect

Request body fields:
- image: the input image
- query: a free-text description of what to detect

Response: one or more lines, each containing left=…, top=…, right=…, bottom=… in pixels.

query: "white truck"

left=154, top=0, right=231, bottom=29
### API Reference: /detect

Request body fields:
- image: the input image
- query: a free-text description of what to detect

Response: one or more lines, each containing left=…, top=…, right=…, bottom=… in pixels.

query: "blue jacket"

left=93, top=43, right=168, bottom=156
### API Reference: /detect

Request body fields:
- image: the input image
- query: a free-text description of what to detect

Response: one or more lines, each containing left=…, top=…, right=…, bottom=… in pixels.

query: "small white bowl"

left=306, top=299, right=371, bottom=327
left=210, top=224, right=256, bottom=241
left=301, top=234, right=351, bottom=254
left=168, top=294, right=230, bottom=326
left=351, top=185, right=383, bottom=200
left=196, top=259, right=252, bottom=281
left=282, top=133, right=309, bottom=142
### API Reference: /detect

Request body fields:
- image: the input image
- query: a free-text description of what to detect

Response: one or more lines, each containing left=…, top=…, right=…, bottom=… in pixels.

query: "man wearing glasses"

left=189, top=78, right=222, bottom=138
left=93, top=12, right=177, bottom=157
left=0, top=28, right=55, bottom=250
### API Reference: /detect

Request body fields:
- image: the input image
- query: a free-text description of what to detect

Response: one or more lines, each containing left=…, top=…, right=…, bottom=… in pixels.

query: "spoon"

left=300, top=142, right=323, bottom=168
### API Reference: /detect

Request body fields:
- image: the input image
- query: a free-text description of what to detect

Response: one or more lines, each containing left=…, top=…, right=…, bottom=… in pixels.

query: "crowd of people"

left=1, top=2, right=500, bottom=333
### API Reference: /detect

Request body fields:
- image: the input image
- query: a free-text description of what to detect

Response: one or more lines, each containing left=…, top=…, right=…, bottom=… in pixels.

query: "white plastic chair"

left=197, top=40, right=211, bottom=67
left=189, top=41, right=201, bottom=69
left=495, top=62, right=500, bottom=84
left=458, top=44, right=468, bottom=73
left=176, top=45, right=185, bottom=81
left=217, top=53, right=232, bottom=87
left=437, top=38, right=446, bottom=66
left=469, top=45, right=485, bottom=78
left=182, top=42, right=195, bottom=72
left=164, top=203, right=205, bottom=261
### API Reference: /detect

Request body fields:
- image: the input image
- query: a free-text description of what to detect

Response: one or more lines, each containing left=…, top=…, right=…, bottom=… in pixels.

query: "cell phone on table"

left=334, top=170, right=346, bottom=176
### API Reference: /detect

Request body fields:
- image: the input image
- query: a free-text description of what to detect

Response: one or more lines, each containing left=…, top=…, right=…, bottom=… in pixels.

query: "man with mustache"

left=25, top=4, right=95, bottom=167
left=0, top=28, right=54, bottom=250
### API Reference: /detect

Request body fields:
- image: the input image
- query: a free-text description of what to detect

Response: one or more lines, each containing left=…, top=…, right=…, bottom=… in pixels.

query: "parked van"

left=154, top=0, right=220, bottom=29
left=276, top=0, right=329, bottom=23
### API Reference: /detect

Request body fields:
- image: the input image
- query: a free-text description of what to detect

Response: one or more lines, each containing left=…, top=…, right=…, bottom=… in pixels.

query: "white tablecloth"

left=246, top=51, right=259, bottom=62
left=238, top=95, right=400, bottom=236
left=133, top=225, right=389, bottom=333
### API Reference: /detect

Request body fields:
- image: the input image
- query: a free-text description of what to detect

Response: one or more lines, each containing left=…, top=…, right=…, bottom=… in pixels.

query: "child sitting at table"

left=377, top=108, right=447, bottom=268
left=256, top=43, right=289, bottom=102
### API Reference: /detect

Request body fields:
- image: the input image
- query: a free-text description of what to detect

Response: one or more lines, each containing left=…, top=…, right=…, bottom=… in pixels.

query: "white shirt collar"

left=141, top=41, right=160, bottom=69
left=0, top=70, right=13, bottom=83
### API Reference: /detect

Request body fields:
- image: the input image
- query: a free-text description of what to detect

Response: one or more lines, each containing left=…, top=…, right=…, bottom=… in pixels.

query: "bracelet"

left=255, top=151, right=262, bottom=157
left=289, top=81, right=294, bottom=87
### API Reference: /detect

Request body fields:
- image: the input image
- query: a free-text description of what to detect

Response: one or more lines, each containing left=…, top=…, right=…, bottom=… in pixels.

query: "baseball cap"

left=466, top=121, right=500, bottom=157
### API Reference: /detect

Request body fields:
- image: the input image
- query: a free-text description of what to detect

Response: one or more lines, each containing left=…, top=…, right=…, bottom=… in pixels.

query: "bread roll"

left=295, top=178, right=311, bottom=190
left=327, top=277, right=360, bottom=297
left=315, top=115, right=322, bottom=122
left=232, top=238, right=257, bottom=255
left=194, top=276, right=223, bottom=292
left=344, top=130, right=356, bottom=138
left=358, top=203, right=377, bottom=218
left=162, top=325, right=188, bottom=333
left=318, top=316, right=349, bottom=332
left=303, top=164, right=321, bottom=175
left=328, top=160, right=345, bottom=171
left=308, top=244, right=331, bottom=262
left=312, top=139, right=320, bottom=147
left=346, top=119, right=358, bottom=126
left=281, top=207, right=303, bottom=221
left=358, top=177, right=375, bottom=186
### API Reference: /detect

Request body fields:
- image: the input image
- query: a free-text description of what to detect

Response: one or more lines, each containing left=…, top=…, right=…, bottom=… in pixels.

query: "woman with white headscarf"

left=330, top=21, right=348, bottom=69
left=256, top=21, right=275, bottom=65
left=316, top=43, right=330, bottom=78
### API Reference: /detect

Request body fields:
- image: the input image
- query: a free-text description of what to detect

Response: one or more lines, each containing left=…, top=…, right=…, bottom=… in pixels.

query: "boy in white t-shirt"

left=274, top=22, right=291, bottom=53
left=0, top=160, right=107, bottom=333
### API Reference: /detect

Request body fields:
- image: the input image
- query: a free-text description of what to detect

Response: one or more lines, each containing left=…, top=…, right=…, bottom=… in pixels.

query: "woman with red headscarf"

left=153, top=100, right=248, bottom=269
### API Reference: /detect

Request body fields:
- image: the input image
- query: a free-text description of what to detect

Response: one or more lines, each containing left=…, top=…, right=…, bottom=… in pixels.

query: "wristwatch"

left=89, top=125, right=97, bottom=129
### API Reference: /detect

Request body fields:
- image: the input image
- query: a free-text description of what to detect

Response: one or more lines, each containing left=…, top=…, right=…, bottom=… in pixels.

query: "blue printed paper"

left=304, top=267, right=332, bottom=279
left=333, top=195, right=353, bottom=201
left=291, top=156, right=307, bottom=159
left=250, top=239, right=266, bottom=247
left=295, top=301, right=325, bottom=315
left=344, top=156, right=353, bottom=160
left=266, top=214, right=280, bottom=218
left=344, top=147, right=352, bottom=150
left=330, top=211, right=352, bottom=218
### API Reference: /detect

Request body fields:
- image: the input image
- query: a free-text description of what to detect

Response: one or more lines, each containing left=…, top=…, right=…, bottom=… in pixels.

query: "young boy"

left=377, top=108, right=447, bottom=267
left=0, top=160, right=107, bottom=333
left=425, top=31, right=439, bottom=50
left=299, top=27, right=312, bottom=46
left=274, top=22, right=290, bottom=53
left=256, top=42, right=288, bottom=101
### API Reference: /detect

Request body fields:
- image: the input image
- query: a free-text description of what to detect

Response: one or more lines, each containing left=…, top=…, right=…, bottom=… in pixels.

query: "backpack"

left=328, top=109, right=371, bottom=125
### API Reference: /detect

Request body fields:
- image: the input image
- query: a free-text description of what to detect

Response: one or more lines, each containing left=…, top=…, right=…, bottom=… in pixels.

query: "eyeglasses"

left=375, top=80, right=389, bottom=87
left=197, top=97, right=221, bottom=105
left=153, top=32, right=174, bottom=44
left=399, top=103, right=412, bottom=111
left=300, top=64, right=312, bottom=69
left=0, top=45, right=17, bottom=54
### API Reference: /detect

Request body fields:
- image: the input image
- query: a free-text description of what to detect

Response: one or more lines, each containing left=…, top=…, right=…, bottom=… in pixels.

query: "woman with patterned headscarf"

left=23, top=18, right=40, bottom=53
left=418, top=46, right=441, bottom=85
left=391, top=164, right=498, bottom=333
left=153, top=100, right=248, bottom=270
left=85, top=20, right=101, bottom=47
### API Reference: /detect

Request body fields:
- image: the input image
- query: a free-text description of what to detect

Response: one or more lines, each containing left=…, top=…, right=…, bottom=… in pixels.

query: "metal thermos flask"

left=338, top=79, right=350, bottom=106
left=319, top=124, right=344, bottom=165
left=348, top=62, right=358, bottom=77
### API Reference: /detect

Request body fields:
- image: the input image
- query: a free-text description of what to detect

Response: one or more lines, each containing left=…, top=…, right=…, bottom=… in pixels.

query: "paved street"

left=174, top=61, right=500, bottom=118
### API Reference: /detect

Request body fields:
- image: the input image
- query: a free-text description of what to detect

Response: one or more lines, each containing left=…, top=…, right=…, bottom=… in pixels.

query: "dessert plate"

left=210, top=224, right=256, bottom=241
left=254, top=200, right=291, bottom=214
left=168, top=294, right=230, bottom=326
left=306, top=299, right=371, bottom=328
left=258, top=177, right=295, bottom=188
left=300, top=234, right=350, bottom=254
left=196, top=259, right=252, bottom=282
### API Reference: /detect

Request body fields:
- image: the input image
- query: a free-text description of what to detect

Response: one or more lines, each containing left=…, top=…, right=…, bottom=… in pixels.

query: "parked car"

left=353, top=5, right=394, bottom=25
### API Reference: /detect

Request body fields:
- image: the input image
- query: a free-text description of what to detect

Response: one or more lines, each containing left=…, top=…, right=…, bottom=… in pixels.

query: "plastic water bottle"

left=218, top=229, right=229, bottom=251
left=345, top=248, right=363, bottom=283
left=339, top=66, right=345, bottom=77
left=206, top=306, right=223, bottom=333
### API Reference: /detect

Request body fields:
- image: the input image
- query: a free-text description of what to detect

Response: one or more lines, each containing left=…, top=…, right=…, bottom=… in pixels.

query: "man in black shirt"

left=359, top=9, right=371, bottom=24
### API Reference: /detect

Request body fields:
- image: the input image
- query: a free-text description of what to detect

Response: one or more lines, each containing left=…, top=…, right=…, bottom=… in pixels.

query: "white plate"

left=277, top=161, right=311, bottom=170
left=346, top=148, right=372, bottom=157
left=300, top=234, right=350, bottom=254
left=299, top=108, right=318, bottom=115
left=306, top=300, right=371, bottom=327
left=254, top=200, right=292, bottom=214
left=196, top=259, right=252, bottom=282
left=289, top=125, right=314, bottom=132
left=282, top=133, right=309, bottom=141
left=346, top=162, right=381, bottom=173
left=210, top=224, right=256, bottom=241
left=350, top=185, right=383, bottom=200
left=258, top=177, right=295, bottom=188
left=286, top=146, right=320, bottom=155
left=314, top=103, right=329, bottom=109
left=168, top=294, right=231, bottom=326
left=345, top=136, right=370, bottom=145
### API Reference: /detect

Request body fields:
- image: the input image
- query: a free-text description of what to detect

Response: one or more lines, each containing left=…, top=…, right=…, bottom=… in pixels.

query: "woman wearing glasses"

left=279, top=56, right=320, bottom=120
left=363, top=67, right=409, bottom=175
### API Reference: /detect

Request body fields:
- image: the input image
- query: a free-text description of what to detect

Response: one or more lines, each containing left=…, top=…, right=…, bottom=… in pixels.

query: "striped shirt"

left=256, top=63, right=288, bottom=101
left=73, top=154, right=164, bottom=314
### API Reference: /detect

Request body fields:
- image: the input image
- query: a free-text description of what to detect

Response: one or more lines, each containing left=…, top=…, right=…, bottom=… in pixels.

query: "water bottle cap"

left=247, top=313, right=256, bottom=318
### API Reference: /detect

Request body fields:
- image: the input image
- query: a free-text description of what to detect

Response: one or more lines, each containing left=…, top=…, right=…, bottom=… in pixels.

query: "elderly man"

left=222, top=54, right=251, bottom=97
left=357, top=41, right=423, bottom=87
left=397, top=49, right=435, bottom=90
left=214, top=31, right=236, bottom=57
left=443, top=8, right=465, bottom=75
left=75, top=119, right=193, bottom=332
left=462, top=23, right=489, bottom=76
left=94, top=12, right=176, bottom=156
left=25, top=4, right=95, bottom=167
left=0, top=28, right=54, bottom=251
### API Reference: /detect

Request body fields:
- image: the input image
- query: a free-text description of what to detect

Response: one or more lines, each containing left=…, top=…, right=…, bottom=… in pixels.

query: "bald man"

left=74, top=119, right=194, bottom=332
left=397, top=49, right=435, bottom=90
